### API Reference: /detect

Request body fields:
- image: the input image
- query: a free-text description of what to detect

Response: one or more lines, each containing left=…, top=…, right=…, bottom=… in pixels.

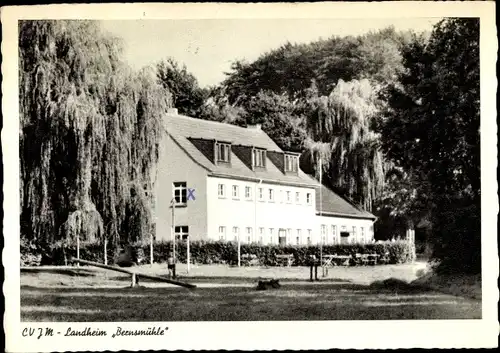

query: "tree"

left=378, top=18, right=480, bottom=273
left=303, top=79, right=385, bottom=210
left=220, top=27, right=408, bottom=107
left=156, top=58, right=207, bottom=117
left=198, top=85, right=248, bottom=126
left=19, top=20, right=171, bottom=247
left=245, top=91, right=307, bottom=152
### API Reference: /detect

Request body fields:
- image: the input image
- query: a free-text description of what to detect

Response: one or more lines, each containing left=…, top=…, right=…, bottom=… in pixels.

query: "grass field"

left=21, top=263, right=482, bottom=321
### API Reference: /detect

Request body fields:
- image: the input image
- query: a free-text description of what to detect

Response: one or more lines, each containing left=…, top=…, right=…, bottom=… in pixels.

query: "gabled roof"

left=316, top=184, right=376, bottom=220
left=164, top=113, right=319, bottom=187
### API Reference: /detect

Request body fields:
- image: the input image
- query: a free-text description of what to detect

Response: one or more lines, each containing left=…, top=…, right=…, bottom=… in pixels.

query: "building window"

left=353, top=226, right=357, bottom=239
left=269, top=228, right=274, bottom=244
left=269, top=188, right=275, bottom=202
left=295, top=192, right=300, bottom=204
left=218, top=226, right=226, bottom=241
left=285, top=154, right=298, bottom=172
left=297, top=229, right=302, bottom=244
left=360, top=227, right=365, bottom=244
left=245, top=186, right=252, bottom=200
left=259, top=227, right=264, bottom=244
left=306, top=193, right=312, bottom=205
left=307, top=229, right=312, bottom=245
left=175, top=226, right=189, bottom=241
left=232, top=185, right=239, bottom=199
left=216, top=142, right=231, bottom=163
left=218, top=184, right=226, bottom=198
left=332, top=225, right=337, bottom=244
left=232, top=226, right=239, bottom=241
left=173, top=182, right=187, bottom=205
left=252, top=148, right=266, bottom=168
left=246, top=227, right=253, bottom=243
left=321, top=224, right=327, bottom=244
left=287, top=228, right=292, bottom=244
left=279, top=189, right=284, bottom=203
left=258, top=187, right=264, bottom=201
left=286, top=191, right=291, bottom=203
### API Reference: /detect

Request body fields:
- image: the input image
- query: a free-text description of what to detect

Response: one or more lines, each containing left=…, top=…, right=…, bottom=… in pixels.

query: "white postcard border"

left=2, top=2, right=498, bottom=351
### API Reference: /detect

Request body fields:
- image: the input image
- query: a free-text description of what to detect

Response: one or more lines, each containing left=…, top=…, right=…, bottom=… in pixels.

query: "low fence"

left=21, top=239, right=415, bottom=267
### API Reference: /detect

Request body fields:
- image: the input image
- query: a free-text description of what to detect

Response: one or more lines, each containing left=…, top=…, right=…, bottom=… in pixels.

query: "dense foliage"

left=377, top=19, right=480, bottom=273
left=156, top=58, right=207, bottom=117
left=221, top=27, right=411, bottom=105
left=19, top=21, right=171, bottom=247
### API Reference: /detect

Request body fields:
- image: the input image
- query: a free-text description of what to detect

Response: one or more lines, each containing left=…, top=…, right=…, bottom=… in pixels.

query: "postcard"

left=2, top=2, right=498, bottom=351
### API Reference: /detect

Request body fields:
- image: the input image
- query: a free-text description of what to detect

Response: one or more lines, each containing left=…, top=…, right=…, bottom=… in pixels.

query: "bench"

left=241, top=253, right=259, bottom=266
left=276, top=254, right=294, bottom=267
left=379, top=252, right=390, bottom=264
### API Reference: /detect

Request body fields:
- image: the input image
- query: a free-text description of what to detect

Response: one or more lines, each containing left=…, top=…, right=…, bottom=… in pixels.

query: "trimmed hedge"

left=20, top=239, right=415, bottom=266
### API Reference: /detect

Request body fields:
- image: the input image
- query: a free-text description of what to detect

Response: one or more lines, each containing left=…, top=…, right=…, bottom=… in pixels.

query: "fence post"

left=76, top=235, right=80, bottom=267
left=412, top=229, right=416, bottom=263
left=104, top=239, right=107, bottom=265
left=187, top=235, right=190, bottom=273
left=150, top=233, right=154, bottom=266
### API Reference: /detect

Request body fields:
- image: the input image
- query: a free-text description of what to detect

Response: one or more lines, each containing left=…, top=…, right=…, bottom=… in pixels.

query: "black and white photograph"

left=2, top=2, right=498, bottom=352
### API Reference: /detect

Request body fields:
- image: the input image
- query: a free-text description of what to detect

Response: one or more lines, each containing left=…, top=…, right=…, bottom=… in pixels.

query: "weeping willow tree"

left=19, top=20, right=171, bottom=248
left=303, top=79, right=385, bottom=211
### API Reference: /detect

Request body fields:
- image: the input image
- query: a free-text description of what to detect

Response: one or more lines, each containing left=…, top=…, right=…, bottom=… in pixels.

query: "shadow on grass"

left=368, top=278, right=434, bottom=294
left=109, top=274, right=353, bottom=284
left=21, top=279, right=481, bottom=322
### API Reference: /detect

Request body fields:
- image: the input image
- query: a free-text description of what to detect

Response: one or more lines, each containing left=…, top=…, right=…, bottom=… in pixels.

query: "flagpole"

left=187, top=234, right=190, bottom=273
left=237, top=231, right=241, bottom=267
left=171, top=198, right=176, bottom=264
left=319, top=155, right=324, bottom=277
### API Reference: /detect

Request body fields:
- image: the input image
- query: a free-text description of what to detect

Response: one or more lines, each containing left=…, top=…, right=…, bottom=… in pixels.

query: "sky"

left=100, top=18, right=440, bottom=88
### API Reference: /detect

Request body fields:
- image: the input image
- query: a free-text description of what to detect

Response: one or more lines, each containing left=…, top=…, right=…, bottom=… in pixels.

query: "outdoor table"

left=329, top=254, right=352, bottom=266
left=355, top=253, right=380, bottom=265
left=241, top=253, right=259, bottom=266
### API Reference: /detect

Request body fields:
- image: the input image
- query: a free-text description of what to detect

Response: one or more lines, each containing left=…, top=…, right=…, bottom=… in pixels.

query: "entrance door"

left=278, top=228, right=287, bottom=246
left=340, top=232, right=350, bottom=245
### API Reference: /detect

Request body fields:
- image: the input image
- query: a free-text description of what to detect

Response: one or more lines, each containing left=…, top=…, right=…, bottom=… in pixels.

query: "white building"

left=154, top=109, right=376, bottom=245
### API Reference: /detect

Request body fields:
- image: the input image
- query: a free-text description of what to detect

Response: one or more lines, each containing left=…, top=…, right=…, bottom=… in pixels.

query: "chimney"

left=247, top=123, right=262, bottom=130
left=167, top=108, right=178, bottom=115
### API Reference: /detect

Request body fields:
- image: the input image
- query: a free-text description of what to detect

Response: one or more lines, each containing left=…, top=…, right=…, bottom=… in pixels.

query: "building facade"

left=154, top=109, right=376, bottom=245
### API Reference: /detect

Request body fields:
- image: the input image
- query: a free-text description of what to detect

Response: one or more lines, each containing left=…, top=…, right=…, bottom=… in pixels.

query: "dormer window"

left=252, top=148, right=266, bottom=168
left=216, top=142, right=231, bottom=163
left=285, top=154, right=298, bottom=173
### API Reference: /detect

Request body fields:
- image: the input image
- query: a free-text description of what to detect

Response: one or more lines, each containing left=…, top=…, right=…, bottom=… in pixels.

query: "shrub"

left=20, top=239, right=414, bottom=266
left=432, top=201, right=481, bottom=275
left=20, top=238, right=42, bottom=266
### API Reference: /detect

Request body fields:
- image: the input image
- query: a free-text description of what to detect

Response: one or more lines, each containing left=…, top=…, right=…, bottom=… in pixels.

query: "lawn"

left=20, top=263, right=481, bottom=321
